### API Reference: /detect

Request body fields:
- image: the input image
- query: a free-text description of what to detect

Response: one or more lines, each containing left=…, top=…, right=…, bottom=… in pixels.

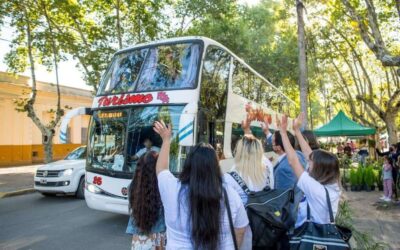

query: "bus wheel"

left=76, top=176, right=85, bottom=199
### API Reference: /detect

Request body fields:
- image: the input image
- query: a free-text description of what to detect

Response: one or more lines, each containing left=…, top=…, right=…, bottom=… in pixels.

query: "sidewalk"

left=0, top=165, right=42, bottom=198
left=344, top=190, right=400, bottom=249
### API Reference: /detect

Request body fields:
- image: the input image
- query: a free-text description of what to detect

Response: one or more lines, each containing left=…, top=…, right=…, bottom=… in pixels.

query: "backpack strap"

left=324, top=187, right=335, bottom=223
left=228, top=171, right=251, bottom=195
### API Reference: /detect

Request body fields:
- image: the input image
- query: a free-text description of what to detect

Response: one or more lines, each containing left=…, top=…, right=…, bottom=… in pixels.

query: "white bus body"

left=61, top=36, right=296, bottom=215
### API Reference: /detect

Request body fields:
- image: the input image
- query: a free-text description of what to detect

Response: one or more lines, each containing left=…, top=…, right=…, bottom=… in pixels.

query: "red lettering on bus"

left=143, top=94, right=154, bottom=103
left=98, top=93, right=154, bottom=107
left=93, top=176, right=102, bottom=185
left=111, top=96, right=119, bottom=105
left=157, top=92, right=169, bottom=103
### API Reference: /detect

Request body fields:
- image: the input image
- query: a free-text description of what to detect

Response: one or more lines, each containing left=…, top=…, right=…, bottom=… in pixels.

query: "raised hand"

left=241, top=114, right=252, bottom=134
left=275, top=114, right=281, bottom=130
left=280, top=115, right=288, bottom=132
left=153, top=121, right=172, bottom=141
left=293, top=113, right=305, bottom=132
left=261, top=116, right=270, bottom=135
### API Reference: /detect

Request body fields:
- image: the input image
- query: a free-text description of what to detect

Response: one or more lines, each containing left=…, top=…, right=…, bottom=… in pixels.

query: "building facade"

left=0, top=72, right=93, bottom=166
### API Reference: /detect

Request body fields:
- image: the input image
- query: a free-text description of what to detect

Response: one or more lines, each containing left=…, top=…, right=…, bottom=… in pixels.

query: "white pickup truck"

left=34, top=146, right=86, bottom=199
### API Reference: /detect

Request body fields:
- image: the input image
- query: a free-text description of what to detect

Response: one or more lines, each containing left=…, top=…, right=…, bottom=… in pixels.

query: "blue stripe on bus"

left=178, top=121, right=193, bottom=135
left=179, top=130, right=193, bottom=142
left=60, top=131, right=66, bottom=136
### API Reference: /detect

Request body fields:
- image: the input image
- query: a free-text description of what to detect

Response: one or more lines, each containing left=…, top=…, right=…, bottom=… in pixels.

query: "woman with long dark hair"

left=153, top=121, right=248, bottom=250
left=126, top=151, right=166, bottom=250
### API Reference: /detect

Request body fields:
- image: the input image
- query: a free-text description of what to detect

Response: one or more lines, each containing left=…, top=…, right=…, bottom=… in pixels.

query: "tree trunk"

left=116, top=0, right=123, bottom=49
left=384, top=113, right=398, bottom=144
left=43, top=134, right=54, bottom=163
left=296, top=0, right=309, bottom=128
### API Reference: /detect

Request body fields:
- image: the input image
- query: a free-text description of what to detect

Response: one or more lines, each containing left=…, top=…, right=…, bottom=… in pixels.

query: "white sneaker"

left=380, top=195, right=386, bottom=200
left=384, top=197, right=391, bottom=202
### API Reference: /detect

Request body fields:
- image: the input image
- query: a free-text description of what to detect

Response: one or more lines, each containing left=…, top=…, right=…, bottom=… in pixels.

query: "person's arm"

left=278, top=115, right=304, bottom=178
left=375, top=148, right=389, bottom=157
left=292, top=113, right=312, bottom=160
left=234, top=227, right=246, bottom=248
left=153, top=121, right=172, bottom=175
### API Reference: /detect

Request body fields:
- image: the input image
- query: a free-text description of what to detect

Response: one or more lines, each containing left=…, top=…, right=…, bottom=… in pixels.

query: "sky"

left=0, top=0, right=260, bottom=91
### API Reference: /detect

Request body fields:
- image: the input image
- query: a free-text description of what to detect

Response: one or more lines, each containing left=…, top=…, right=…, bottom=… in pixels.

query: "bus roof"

left=116, top=36, right=296, bottom=106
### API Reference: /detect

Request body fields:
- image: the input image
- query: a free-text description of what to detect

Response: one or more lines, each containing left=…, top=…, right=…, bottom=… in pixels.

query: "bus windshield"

left=98, top=42, right=201, bottom=95
left=87, top=106, right=185, bottom=177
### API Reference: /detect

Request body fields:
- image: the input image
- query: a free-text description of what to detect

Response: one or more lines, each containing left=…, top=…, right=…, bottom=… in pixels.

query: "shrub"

left=364, top=167, right=375, bottom=186
left=356, top=167, right=364, bottom=185
left=350, top=169, right=358, bottom=186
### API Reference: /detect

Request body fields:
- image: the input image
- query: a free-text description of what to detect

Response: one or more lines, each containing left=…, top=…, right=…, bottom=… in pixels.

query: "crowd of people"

left=124, top=113, right=345, bottom=250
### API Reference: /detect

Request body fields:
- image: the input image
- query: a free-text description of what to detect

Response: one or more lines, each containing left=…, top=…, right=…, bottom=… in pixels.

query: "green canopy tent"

left=314, top=110, right=376, bottom=136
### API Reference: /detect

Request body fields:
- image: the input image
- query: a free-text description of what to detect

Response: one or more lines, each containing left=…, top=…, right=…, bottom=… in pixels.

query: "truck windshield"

left=87, top=106, right=185, bottom=177
left=65, top=146, right=87, bottom=160
left=98, top=42, right=201, bottom=95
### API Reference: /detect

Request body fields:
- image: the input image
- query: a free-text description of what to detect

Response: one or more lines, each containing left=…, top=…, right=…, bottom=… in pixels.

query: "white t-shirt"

left=295, top=172, right=341, bottom=228
left=135, top=146, right=160, bottom=158
left=158, top=170, right=249, bottom=250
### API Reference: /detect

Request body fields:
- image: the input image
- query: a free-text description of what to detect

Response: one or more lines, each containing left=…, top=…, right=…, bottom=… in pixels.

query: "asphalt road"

left=0, top=193, right=131, bottom=250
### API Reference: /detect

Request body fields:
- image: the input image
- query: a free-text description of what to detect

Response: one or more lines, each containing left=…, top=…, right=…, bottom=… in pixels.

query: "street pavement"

left=344, top=191, right=400, bottom=249
left=0, top=193, right=131, bottom=250
left=0, top=165, right=41, bottom=195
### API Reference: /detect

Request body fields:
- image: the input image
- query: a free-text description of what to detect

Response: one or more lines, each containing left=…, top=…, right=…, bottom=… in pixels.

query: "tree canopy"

left=0, top=0, right=399, bottom=147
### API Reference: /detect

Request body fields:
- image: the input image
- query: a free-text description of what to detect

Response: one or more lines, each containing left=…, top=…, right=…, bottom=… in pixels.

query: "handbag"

left=289, top=187, right=352, bottom=250
left=223, top=188, right=238, bottom=250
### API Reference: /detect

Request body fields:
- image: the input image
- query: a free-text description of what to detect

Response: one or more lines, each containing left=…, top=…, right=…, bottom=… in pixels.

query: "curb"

left=0, top=188, right=36, bottom=199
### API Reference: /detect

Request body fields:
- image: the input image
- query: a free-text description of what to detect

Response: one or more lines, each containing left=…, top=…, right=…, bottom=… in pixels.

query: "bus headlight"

left=59, top=168, right=73, bottom=177
left=87, top=184, right=102, bottom=194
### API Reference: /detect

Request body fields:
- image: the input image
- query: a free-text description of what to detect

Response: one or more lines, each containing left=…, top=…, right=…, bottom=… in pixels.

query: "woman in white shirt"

left=278, top=113, right=341, bottom=229
left=224, top=134, right=273, bottom=250
left=153, top=121, right=249, bottom=250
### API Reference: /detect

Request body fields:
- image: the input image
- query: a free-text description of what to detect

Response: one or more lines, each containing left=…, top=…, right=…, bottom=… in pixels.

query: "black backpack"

left=229, top=171, right=295, bottom=249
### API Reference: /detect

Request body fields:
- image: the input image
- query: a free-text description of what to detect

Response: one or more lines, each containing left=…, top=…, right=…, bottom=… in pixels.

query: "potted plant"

left=364, top=167, right=374, bottom=192
left=356, top=167, right=363, bottom=191
left=349, top=169, right=357, bottom=191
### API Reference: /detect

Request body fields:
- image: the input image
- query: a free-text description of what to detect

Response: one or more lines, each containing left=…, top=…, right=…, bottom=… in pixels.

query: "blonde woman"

left=224, top=120, right=273, bottom=250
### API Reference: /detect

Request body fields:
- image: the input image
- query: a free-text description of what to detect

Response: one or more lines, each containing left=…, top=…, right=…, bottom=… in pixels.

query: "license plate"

left=40, top=179, right=47, bottom=184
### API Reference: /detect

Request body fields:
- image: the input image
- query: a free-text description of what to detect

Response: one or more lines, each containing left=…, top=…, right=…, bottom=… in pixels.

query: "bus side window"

left=200, top=46, right=230, bottom=159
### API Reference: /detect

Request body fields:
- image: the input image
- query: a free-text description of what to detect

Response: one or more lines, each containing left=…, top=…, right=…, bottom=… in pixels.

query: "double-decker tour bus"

left=60, top=36, right=296, bottom=215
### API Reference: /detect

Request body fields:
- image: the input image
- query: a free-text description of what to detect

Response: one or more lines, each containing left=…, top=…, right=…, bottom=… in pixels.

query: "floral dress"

left=126, top=209, right=166, bottom=250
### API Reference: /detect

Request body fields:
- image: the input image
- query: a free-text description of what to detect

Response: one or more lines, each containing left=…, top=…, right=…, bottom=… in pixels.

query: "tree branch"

left=341, top=0, right=400, bottom=67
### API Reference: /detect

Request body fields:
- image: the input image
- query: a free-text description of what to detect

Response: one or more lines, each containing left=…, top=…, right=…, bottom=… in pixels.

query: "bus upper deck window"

left=136, top=43, right=200, bottom=92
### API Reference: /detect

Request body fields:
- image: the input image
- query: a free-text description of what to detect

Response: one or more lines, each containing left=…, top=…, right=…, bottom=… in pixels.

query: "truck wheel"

left=76, top=176, right=85, bottom=199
